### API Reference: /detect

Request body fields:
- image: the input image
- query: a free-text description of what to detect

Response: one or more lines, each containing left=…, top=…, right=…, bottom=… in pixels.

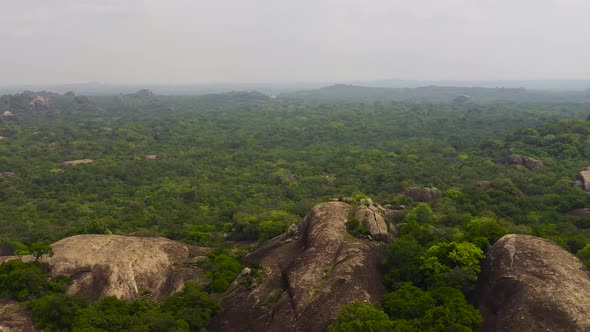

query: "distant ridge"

left=1, top=79, right=589, bottom=96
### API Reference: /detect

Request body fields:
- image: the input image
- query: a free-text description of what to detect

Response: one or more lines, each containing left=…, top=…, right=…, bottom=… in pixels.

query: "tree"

left=0, top=260, right=50, bottom=300
left=420, top=241, right=484, bottom=291
left=382, top=235, right=427, bottom=288
left=161, top=281, right=220, bottom=331
left=463, top=217, right=508, bottom=249
left=30, top=242, right=53, bottom=262
left=328, top=302, right=397, bottom=332
left=577, top=244, right=590, bottom=267
left=382, top=284, right=435, bottom=320
left=28, top=293, right=89, bottom=330
left=419, top=287, right=481, bottom=331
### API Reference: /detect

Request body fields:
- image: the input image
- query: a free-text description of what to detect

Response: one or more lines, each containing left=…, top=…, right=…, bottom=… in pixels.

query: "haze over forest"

left=5, top=1, right=590, bottom=332
left=2, top=0, right=590, bottom=88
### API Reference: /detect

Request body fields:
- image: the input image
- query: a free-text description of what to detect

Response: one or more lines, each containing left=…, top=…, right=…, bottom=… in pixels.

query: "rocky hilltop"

left=210, top=201, right=393, bottom=332
left=476, top=234, right=590, bottom=331
left=44, top=234, right=208, bottom=301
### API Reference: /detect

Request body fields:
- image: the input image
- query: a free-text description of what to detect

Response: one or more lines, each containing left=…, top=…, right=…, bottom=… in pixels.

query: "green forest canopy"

left=2, top=88, right=590, bottom=330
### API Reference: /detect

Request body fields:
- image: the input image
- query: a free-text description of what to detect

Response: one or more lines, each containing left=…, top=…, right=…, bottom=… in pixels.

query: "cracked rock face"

left=476, top=234, right=590, bottom=332
left=44, top=234, right=208, bottom=301
left=354, top=204, right=389, bottom=241
left=209, top=201, right=386, bottom=332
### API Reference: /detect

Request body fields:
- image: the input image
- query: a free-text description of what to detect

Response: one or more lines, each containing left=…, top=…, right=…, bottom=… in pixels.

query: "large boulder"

left=353, top=204, right=391, bottom=241
left=209, top=202, right=387, bottom=332
left=43, top=234, right=208, bottom=301
left=404, top=187, right=442, bottom=202
left=476, top=234, right=590, bottom=331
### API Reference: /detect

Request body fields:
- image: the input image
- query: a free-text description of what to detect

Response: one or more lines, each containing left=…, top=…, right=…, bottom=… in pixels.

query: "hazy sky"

left=2, top=0, right=590, bottom=85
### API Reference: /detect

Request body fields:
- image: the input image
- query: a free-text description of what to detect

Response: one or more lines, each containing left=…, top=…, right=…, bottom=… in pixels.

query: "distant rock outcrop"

left=145, top=154, right=162, bottom=160
left=494, top=155, right=543, bottom=171
left=475, top=181, right=492, bottom=191
left=43, top=234, right=209, bottom=301
left=210, top=201, right=388, bottom=332
left=453, top=95, right=471, bottom=103
left=404, top=187, right=442, bottom=202
left=567, top=208, right=590, bottom=217
left=58, top=159, right=96, bottom=168
left=476, top=234, right=590, bottom=331
left=2, top=111, right=14, bottom=120
left=74, top=96, right=91, bottom=105
left=135, top=89, right=155, bottom=97
left=0, top=172, right=16, bottom=177
left=123, top=89, right=156, bottom=99
left=577, top=167, right=590, bottom=191
left=28, top=96, right=50, bottom=111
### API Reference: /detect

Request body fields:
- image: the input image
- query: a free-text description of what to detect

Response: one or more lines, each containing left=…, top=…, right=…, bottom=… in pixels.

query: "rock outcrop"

left=145, top=154, right=162, bottom=160
left=353, top=203, right=394, bottom=241
left=28, top=96, right=50, bottom=111
left=404, top=187, right=442, bottom=202
left=476, top=234, right=590, bottom=331
left=0, top=299, right=36, bottom=332
left=58, top=159, right=96, bottom=168
left=210, top=202, right=387, bottom=332
left=43, top=234, right=209, bottom=301
left=453, top=95, right=471, bottom=103
left=495, top=155, right=543, bottom=171
left=567, top=208, right=590, bottom=217
left=2, top=111, right=14, bottom=120
left=0, top=172, right=16, bottom=177
left=578, top=167, right=590, bottom=191
left=475, top=181, right=492, bottom=191
left=135, top=89, right=155, bottom=97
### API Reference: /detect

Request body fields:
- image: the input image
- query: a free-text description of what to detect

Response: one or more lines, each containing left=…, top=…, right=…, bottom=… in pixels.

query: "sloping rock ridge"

left=210, top=201, right=388, bottom=332
left=44, top=234, right=208, bottom=301
left=476, top=234, right=590, bottom=331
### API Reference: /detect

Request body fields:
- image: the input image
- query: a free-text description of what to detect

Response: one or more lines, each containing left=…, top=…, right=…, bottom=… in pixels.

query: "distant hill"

left=283, top=84, right=590, bottom=104
left=351, top=79, right=590, bottom=91
left=1, top=79, right=589, bottom=96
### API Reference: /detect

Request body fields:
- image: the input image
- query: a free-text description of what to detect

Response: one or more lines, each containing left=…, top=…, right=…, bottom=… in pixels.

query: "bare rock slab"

left=44, top=234, right=208, bottom=301
left=210, top=201, right=386, bottom=332
left=476, top=234, right=590, bottom=332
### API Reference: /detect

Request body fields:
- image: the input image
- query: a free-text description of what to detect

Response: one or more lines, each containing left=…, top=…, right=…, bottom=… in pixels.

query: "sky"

left=1, top=0, right=590, bottom=85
